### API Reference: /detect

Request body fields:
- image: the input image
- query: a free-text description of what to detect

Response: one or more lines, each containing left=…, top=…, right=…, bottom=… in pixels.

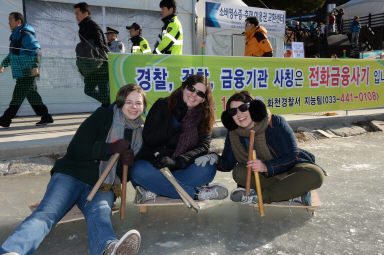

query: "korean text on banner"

left=108, top=54, right=384, bottom=119
left=205, top=1, right=286, bottom=34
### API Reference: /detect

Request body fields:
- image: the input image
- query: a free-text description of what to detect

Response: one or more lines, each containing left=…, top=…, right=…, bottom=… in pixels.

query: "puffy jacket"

left=130, top=35, right=151, bottom=54
left=1, top=24, right=40, bottom=78
left=218, top=114, right=323, bottom=176
left=244, top=26, right=273, bottom=57
left=154, top=14, right=183, bottom=55
left=350, top=20, right=361, bottom=33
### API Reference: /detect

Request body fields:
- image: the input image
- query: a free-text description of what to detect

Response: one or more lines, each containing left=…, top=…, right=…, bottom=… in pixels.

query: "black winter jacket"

left=78, top=16, right=107, bottom=48
left=136, top=98, right=211, bottom=168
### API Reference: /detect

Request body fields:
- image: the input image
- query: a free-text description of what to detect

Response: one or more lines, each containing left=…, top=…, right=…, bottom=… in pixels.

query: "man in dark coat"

left=74, top=2, right=110, bottom=106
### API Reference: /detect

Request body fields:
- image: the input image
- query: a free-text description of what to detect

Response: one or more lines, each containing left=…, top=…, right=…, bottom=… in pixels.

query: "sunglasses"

left=186, top=84, right=206, bottom=98
left=227, top=103, right=250, bottom=116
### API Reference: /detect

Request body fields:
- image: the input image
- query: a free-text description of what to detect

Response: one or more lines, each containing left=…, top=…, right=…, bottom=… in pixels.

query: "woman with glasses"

left=1, top=84, right=145, bottom=255
left=195, top=91, right=324, bottom=206
left=130, top=74, right=228, bottom=203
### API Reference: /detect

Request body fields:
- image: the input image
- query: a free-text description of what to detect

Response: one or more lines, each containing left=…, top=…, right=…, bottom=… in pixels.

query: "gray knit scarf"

left=99, top=105, right=144, bottom=196
left=229, top=109, right=273, bottom=163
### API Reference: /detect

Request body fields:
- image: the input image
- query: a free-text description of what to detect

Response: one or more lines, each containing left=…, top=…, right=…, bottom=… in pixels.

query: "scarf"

left=172, top=107, right=202, bottom=159
left=99, top=105, right=144, bottom=196
left=229, top=109, right=273, bottom=163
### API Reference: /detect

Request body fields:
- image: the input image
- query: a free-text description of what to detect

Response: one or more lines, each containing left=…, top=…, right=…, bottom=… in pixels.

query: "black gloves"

left=173, top=92, right=188, bottom=122
left=248, top=99, right=268, bottom=122
left=153, top=156, right=184, bottom=170
left=108, top=139, right=134, bottom=167
left=108, top=139, right=131, bottom=154
left=120, top=149, right=134, bottom=167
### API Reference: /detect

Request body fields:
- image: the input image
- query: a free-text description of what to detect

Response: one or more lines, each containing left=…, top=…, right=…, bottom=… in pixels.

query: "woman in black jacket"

left=130, top=74, right=228, bottom=202
left=0, top=84, right=144, bottom=255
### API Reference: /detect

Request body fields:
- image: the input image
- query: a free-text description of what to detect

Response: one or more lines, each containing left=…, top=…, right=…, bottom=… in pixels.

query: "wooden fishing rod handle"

left=87, top=153, right=120, bottom=202
left=252, top=150, right=265, bottom=216
left=245, top=130, right=256, bottom=196
left=160, top=167, right=200, bottom=212
left=120, top=165, right=128, bottom=220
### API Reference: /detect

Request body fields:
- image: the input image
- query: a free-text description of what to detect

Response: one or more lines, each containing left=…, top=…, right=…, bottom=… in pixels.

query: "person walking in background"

left=105, top=27, right=125, bottom=53
left=335, top=8, right=344, bottom=34
left=74, top=2, right=110, bottom=107
left=0, top=12, right=53, bottom=128
left=126, top=23, right=151, bottom=54
left=244, top=16, right=273, bottom=57
left=350, top=16, right=361, bottom=49
left=320, top=22, right=326, bottom=39
left=329, top=11, right=335, bottom=33
left=153, top=0, right=183, bottom=55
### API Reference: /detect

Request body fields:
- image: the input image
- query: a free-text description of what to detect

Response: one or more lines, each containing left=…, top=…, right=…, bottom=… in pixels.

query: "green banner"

left=108, top=54, right=384, bottom=117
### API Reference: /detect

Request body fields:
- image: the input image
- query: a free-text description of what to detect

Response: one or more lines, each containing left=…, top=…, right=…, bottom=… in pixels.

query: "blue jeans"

left=351, top=31, right=359, bottom=47
left=130, top=160, right=217, bottom=198
left=0, top=173, right=117, bottom=255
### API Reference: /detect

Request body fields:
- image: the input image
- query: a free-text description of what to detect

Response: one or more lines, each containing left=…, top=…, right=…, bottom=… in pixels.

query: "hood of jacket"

left=10, top=23, right=36, bottom=41
left=245, top=26, right=267, bottom=41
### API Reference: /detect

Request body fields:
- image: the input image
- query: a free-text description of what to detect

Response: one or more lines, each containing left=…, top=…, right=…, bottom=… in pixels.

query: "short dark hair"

left=116, top=84, right=147, bottom=112
left=159, top=0, right=177, bottom=13
left=9, top=12, right=25, bottom=24
left=74, top=2, right=91, bottom=15
left=245, top=16, right=259, bottom=26
left=226, top=91, right=253, bottom=110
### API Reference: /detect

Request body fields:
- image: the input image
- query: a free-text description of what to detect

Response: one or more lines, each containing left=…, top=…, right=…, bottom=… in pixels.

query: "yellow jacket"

left=244, top=26, right=273, bottom=57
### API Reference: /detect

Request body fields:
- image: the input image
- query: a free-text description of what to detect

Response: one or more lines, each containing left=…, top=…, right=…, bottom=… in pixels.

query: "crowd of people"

left=0, top=73, right=325, bottom=255
left=0, top=1, right=325, bottom=255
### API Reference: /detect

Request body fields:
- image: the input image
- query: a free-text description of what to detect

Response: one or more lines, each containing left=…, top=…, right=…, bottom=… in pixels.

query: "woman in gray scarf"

left=195, top=91, right=325, bottom=206
left=1, top=84, right=145, bottom=255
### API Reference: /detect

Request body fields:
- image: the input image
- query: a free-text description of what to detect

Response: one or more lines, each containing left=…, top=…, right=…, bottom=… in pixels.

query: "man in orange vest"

left=244, top=16, right=273, bottom=57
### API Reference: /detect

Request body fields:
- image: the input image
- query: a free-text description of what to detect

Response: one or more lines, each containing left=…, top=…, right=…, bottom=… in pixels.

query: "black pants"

left=1, top=76, right=50, bottom=122
left=232, top=163, right=324, bottom=203
left=82, top=61, right=110, bottom=104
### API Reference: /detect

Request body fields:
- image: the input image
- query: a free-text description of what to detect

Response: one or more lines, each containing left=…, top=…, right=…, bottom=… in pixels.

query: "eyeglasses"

left=186, top=84, right=206, bottom=98
left=245, top=23, right=253, bottom=27
left=227, top=103, right=250, bottom=116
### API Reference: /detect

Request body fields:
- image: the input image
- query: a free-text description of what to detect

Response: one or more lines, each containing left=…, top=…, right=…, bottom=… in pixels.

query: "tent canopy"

left=338, top=0, right=384, bottom=20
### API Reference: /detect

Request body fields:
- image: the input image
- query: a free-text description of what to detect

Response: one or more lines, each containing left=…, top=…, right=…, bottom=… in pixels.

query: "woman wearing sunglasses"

left=130, top=74, right=228, bottom=203
left=195, top=91, right=324, bottom=206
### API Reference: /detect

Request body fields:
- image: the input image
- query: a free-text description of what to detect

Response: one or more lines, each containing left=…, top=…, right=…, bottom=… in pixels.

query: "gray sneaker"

left=288, top=191, right=312, bottom=206
left=136, top=186, right=157, bottom=204
left=196, top=183, right=228, bottom=201
left=104, top=229, right=141, bottom=255
left=230, top=188, right=258, bottom=204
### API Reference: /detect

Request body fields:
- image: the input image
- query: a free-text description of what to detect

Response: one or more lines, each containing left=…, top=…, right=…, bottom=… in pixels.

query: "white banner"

left=205, top=1, right=286, bottom=34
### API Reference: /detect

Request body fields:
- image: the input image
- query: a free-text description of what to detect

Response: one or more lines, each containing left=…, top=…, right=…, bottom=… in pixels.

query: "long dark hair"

left=167, top=74, right=215, bottom=133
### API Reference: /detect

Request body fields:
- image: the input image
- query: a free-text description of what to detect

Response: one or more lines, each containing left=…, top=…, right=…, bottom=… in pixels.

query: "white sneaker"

left=104, top=229, right=141, bottom=255
left=3, top=253, right=20, bottom=255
